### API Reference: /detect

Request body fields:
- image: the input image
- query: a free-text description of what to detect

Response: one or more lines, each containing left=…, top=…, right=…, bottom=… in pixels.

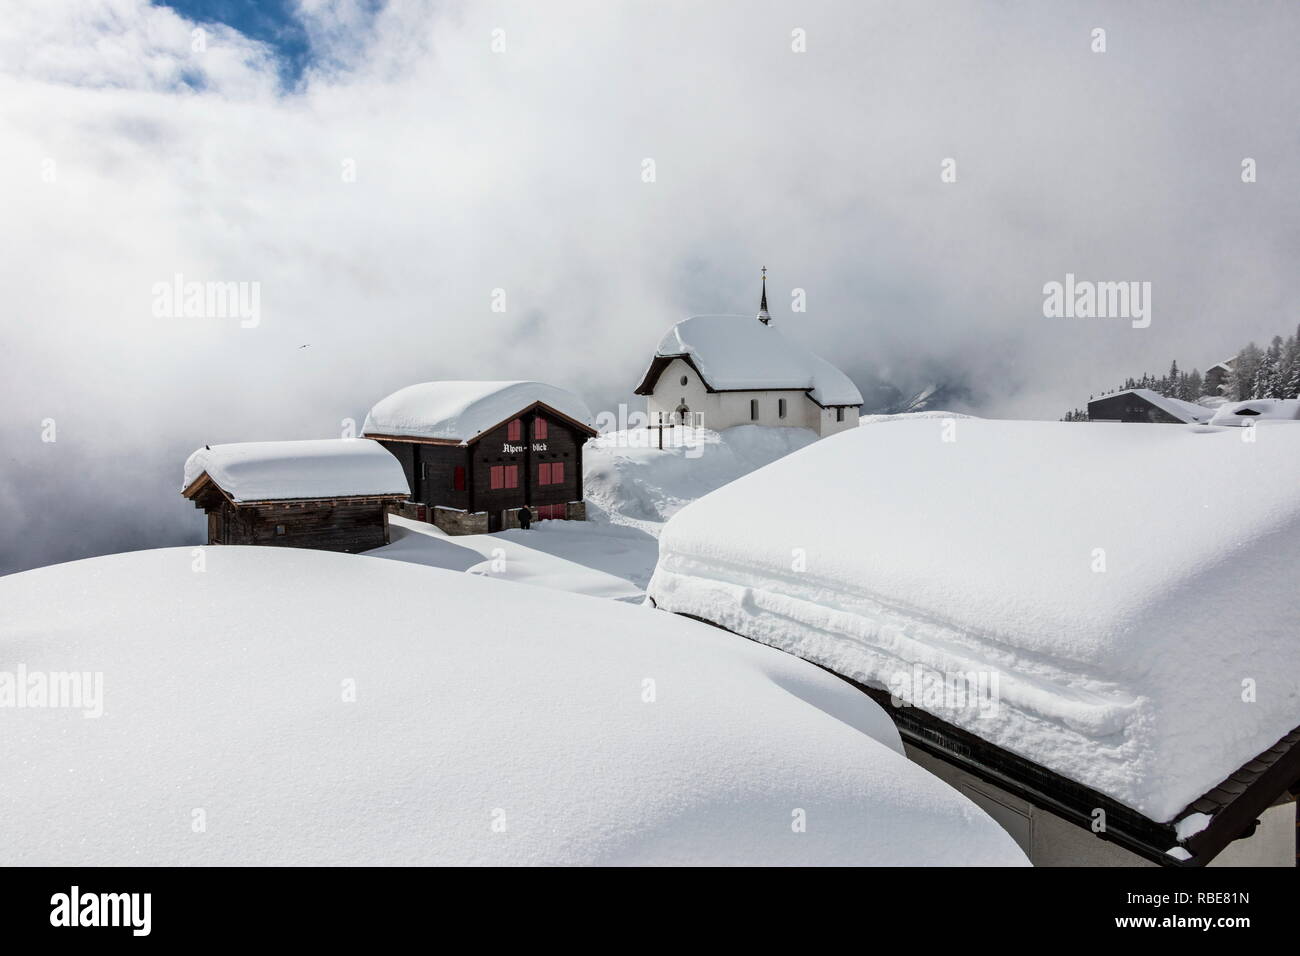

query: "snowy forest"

left=1061, top=324, right=1300, bottom=421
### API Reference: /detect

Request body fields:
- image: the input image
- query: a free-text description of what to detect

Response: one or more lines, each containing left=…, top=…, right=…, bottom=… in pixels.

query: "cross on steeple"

left=758, top=266, right=771, bottom=325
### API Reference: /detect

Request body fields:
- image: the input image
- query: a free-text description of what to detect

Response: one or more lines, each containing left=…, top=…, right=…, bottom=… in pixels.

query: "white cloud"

left=2, top=0, right=1299, bottom=571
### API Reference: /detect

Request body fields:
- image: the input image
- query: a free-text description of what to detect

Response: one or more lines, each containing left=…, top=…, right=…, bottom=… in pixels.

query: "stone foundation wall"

left=432, top=506, right=489, bottom=536
left=392, top=500, right=586, bottom=535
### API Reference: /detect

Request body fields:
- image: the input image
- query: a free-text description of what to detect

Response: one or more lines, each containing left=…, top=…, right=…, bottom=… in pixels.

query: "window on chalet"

left=750, top=399, right=759, bottom=420
left=538, top=461, right=565, bottom=486
left=778, top=398, right=787, bottom=419
left=533, top=416, right=548, bottom=439
left=452, top=466, right=466, bottom=490
left=490, top=464, right=519, bottom=490
left=507, top=418, right=522, bottom=441
left=836, top=407, right=845, bottom=422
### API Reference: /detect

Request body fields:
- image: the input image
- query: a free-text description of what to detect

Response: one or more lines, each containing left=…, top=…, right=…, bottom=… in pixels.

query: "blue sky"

left=160, top=0, right=315, bottom=84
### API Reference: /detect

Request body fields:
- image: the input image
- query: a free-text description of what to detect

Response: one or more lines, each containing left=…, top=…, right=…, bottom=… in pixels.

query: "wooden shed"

left=182, top=439, right=410, bottom=553
left=362, top=381, right=597, bottom=534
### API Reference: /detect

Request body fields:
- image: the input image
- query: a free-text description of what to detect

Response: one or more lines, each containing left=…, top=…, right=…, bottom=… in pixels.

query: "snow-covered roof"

left=647, top=419, right=1300, bottom=823
left=1208, top=398, right=1300, bottom=426
left=1106, top=388, right=1213, bottom=423
left=639, top=315, right=863, bottom=407
left=362, top=381, right=594, bottom=443
left=0, top=546, right=1027, bottom=866
left=183, top=439, right=409, bottom=503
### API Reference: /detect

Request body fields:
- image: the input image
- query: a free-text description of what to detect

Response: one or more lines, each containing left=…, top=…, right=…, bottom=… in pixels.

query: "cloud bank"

left=2, top=0, right=1298, bottom=572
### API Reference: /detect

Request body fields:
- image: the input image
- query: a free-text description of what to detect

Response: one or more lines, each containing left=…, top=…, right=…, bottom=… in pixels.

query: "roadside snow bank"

left=647, top=419, right=1300, bottom=822
left=0, top=547, right=1027, bottom=866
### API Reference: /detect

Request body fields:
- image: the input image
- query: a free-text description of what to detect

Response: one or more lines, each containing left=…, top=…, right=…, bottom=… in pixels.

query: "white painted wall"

left=646, top=358, right=857, bottom=437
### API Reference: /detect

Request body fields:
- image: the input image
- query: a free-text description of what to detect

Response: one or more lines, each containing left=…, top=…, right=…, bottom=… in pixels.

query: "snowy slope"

left=0, top=547, right=1027, bottom=866
left=362, top=381, right=592, bottom=442
left=584, top=425, right=819, bottom=535
left=182, top=439, right=409, bottom=502
left=374, top=514, right=653, bottom=601
left=647, top=419, right=1300, bottom=822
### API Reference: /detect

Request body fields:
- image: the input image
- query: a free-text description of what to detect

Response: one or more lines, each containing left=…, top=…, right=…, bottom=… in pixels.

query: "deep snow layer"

left=0, top=547, right=1027, bottom=866
left=182, top=438, right=410, bottom=502
left=583, top=425, right=819, bottom=535
left=644, top=315, right=863, bottom=406
left=362, top=380, right=592, bottom=442
left=647, top=419, right=1300, bottom=822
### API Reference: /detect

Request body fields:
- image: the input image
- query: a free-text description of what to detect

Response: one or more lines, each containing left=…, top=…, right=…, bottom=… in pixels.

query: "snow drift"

left=0, top=546, right=1026, bottom=866
left=584, top=425, right=818, bottom=534
left=646, top=419, right=1300, bottom=822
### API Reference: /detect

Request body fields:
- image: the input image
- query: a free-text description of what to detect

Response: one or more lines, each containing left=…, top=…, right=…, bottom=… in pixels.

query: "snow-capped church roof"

left=636, top=314, right=864, bottom=407
left=182, top=439, right=409, bottom=502
left=362, top=381, right=595, bottom=443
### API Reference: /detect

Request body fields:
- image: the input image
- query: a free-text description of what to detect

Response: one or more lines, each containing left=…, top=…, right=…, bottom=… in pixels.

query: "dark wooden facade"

left=1087, top=392, right=1187, bottom=424
left=369, top=401, right=597, bottom=534
left=183, top=475, right=404, bottom=553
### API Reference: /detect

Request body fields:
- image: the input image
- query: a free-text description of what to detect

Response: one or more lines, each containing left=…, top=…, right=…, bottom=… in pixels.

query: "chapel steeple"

left=757, top=266, right=771, bottom=325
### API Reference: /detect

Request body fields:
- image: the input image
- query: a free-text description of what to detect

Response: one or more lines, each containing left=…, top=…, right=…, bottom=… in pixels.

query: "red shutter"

left=490, top=465, right=501, bottom=490
left=453, top=466, right=466, bottom=490
left=538, top=462, right=550, bottom=485
left=508, top=419, right=521, bottom=441
left=506, top=465, right=518, bottom=489
left=552, top=461, right=564, bottom=484
left=534, top=416, right=548, bottom=440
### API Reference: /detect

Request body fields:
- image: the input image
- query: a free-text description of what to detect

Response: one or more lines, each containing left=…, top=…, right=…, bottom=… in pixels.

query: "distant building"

left=1208, top=398, right=1300, bottom=426
left=1204, top=357, right=1237, bottom=395
left=634, top=270, right=863, bottom=438
left=1087, top=388, right=1212, bottom=424
left=182, top=439, right=409, bottom=553
left=362, top=381, right=597, bottom=534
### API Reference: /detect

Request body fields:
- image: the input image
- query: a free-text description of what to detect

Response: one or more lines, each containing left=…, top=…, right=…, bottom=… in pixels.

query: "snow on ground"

left=0, top=546, right=1028, bottom=866
left=583, top=425, right=818, bottom=536
left=647, top=418, right=1300, bottom=822
left=859, top=409, right=977, bottom=426
left=372, top=424, right=818, bottom=600
left=373, top=514, right=653, bottom=602
left=182, top=439, right=409, bottom=501
left=375, top=418, right=948, bottom=601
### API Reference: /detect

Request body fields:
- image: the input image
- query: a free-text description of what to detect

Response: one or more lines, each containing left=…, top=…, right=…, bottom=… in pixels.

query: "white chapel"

left=633, top=270, right=863, bottom=438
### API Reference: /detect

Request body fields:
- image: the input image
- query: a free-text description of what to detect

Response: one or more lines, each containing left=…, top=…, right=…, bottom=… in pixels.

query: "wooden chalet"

left=361, top=381, right=597, bottom=535
left=1086, top=388, right=1212, bottom=424
left=181, top=439, right=410, bottom=553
